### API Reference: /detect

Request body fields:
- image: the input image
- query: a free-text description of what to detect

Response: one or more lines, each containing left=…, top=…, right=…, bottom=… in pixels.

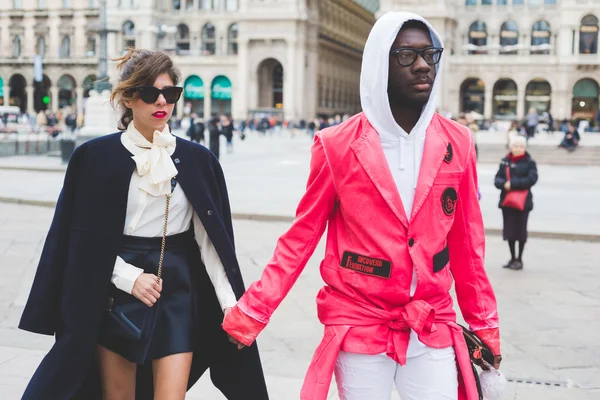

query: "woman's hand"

left=132, top=273, right=162, bottom=307
left=504, top=181, right=511, bottom=190
left=224, top=308, right=246, bottom=350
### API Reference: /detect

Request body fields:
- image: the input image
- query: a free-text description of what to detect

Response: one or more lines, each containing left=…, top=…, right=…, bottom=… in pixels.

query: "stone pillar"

left=237, top=38, right=249, bottom=120
left=516, top=83, right=525, bottom=121
left=26, top=85, right=35, bottom=115
left=484, top=84, right=493, bottom=120
left=3, top=86, right=9, bottom=107
left=284, top=38, right=297, bottom=121
left=557, top=27, right=571, bottom=57
left=574, top=29, right=580, bottom=55
left=176, top=96, right=184, bottom=117
left=51, top=86, right=60, bottom=112
left=76, top=87, right=84, bottom=115
left=204, top=84, right=212, bottom=119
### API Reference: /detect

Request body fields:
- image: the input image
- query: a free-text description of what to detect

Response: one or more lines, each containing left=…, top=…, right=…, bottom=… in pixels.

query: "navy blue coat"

left=18, top=133, right=269, bottom=400
left=494, top=153, right=538, bottom=212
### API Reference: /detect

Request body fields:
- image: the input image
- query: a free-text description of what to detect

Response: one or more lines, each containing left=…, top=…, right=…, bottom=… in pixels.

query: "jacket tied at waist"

left=300, top=286, right=478, bottom=400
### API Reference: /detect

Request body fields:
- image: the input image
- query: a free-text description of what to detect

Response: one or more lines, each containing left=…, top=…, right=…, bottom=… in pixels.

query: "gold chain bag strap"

left=102, top=178, right=177, bottom=341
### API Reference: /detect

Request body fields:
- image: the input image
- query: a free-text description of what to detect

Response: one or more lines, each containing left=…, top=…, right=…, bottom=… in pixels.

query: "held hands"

left=503, top=181, right=511, bottom=191
left=224, top=307, right=246, bottom=350
left=132, top=273, right=162, bottom=307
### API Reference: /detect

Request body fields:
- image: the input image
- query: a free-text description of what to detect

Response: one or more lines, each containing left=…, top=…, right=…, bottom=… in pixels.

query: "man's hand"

left=223, top=308, right=245, bottom=350
left=504, top=181, right=511, bottom=190
left=132, top=273, right=162, bottom=307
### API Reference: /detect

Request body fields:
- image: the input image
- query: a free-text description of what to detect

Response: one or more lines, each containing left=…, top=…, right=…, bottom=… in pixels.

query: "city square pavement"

left=0, top=203, right=599, bottom=399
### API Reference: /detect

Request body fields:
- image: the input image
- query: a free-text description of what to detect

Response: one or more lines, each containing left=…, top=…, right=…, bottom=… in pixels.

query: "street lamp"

left=94, top=0, right=112, bottom=93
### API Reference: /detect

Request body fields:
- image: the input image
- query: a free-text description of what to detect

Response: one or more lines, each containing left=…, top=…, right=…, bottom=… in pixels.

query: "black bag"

left=101, top=178, right=177, bottom=341
left=460, top=324, right=495, bottom=400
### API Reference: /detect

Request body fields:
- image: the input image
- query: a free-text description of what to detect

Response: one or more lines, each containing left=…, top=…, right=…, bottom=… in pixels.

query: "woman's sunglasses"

left=127, top=86, right=183, bottom=104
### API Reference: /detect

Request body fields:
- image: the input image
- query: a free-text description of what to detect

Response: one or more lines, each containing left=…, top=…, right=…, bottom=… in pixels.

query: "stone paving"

left=0, top=202, right=599, bottom=399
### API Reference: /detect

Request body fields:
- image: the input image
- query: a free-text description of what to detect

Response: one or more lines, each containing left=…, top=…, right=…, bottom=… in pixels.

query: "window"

left=87, top=36, right=97, bottom=56
left=89, top=0, right=96, bottom=6
left=226, top=0, right=238, bottom=10
left=531, top=20, right=551, bottom=54
left=228, top=23, right=238, bottom=55
left=59, top=36, right=71, bottom=58
left=176, top=24, right=190, bottom=54
left=63, top=0, right=72, bottom=7
left=13, top=36, right=22, bottom=57
left=37, top=37, right=46, bottom=57
left=199, top=0, right=211, bottom=9
left=580, top=15, right=599, bottom=54
left=468, top=21, right=487, bottom=54
left=201, top=23, right=216, bottom=55
left=500, top=20, right=519, bottom=54
left=173, top=0, right=180, bottom=9
left=13, top=0, right=23, bottom=8
left=544, top=0, right=556, bottom=4
left=512, top=0, right=524, bottom=5
left=465, top=0, right=476, bottom=5
left=37, top=0, right=47, bottom=8
left=122, top=21, right=136, bottom=50
left=186, top=0, right=193, bottom=9
left=481, top=0, right=492, bottom=5
left=528, top=0, right=542, bottom=6
left=497, top=0, right=507, bottom=5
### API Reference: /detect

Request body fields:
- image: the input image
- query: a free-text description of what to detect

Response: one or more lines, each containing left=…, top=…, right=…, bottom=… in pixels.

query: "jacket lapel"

left=171, top=139, right=203, bottom=214
left=410, top=117, right=448, bottom=221
left=351, top=126, right=409, bottom=229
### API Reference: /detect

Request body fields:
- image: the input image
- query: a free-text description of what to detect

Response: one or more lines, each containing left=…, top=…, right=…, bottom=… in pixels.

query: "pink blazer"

left=224, top=113, right=500, bottom=400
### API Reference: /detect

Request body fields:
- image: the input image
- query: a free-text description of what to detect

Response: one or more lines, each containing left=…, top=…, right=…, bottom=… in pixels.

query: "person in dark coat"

left=558, top=120, right=580, bottom=152
left=18, top=49, right=268, bottom=400
left=494, top=135, right=538, bottom=270
left=208, top=116, right=221, bottom=159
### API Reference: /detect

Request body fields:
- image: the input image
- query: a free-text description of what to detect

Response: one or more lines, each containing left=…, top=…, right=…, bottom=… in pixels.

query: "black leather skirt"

left=97, top=228, right=202, bottom=364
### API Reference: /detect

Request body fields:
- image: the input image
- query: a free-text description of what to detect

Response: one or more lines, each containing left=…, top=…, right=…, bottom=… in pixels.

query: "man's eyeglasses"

left=126, top=86, right=183, bottom=104
left=390, top=47, right=444, bottom=67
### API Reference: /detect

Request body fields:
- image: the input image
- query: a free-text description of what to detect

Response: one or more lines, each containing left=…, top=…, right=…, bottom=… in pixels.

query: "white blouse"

left=111, top=125, right=237, bottom=311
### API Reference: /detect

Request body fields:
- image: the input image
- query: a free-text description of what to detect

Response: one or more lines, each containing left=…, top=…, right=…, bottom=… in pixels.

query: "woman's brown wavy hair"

left=110, top=48, right=181, bottom=130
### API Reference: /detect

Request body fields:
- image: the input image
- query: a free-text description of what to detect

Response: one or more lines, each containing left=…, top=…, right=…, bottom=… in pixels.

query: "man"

left=558, top=120, right=580, bottom=152
left=223, top=12, right=501, bottom=400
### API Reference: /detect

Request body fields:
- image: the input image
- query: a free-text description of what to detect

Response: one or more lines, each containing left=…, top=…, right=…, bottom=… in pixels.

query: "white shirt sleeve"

left=192, top=213, right=238, bottom=311
left=111, top=256, right=144, bottom=295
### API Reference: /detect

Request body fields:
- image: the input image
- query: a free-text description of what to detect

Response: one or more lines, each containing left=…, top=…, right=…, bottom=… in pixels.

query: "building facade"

left=0, top=0, right=376, bottom=122
left=379, top=0, right=600, bottom=122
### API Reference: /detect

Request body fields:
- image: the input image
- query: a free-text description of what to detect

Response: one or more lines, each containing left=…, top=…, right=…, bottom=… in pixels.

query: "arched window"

left=13, top=0, right=23, bottom=9
left=59, top=36, right=71, bottom=58
left=12, top=36, right=22, bottom=58
left=493, top=79, right=518, bottom=119
left=199, top=0, right=211, bottom=9
left=531, top=21, right=551, bottom=54
left=572, top=79, right=599, bottom=120
left=499, top=20, right=519, bottom=54
left=86, top=35, right=96, bottom=57
left=201, top=23, right=216, bottom=55
left=36, top=36, right=46, bottom=58
left=176, top=24, right=190, bottom=54
left=580, top=15, right=599, bottom=54
left=122, top=21, right=136, bottom=50
left=172, top=0, right=180, bottom=10
left=225, top=0, right=238, bottom=10
left=468, top=21, right=487, bottom=55
left=228, top=23, right=238, bottom=55
left=460, top=78, right=485, bottom=114
left=465, top=0, right=476, bottom=6
left=525, top=79, right=551, bottom=115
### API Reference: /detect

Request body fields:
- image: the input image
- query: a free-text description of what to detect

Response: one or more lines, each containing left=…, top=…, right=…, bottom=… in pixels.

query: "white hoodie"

left=360, top=12, right=446, bottom=357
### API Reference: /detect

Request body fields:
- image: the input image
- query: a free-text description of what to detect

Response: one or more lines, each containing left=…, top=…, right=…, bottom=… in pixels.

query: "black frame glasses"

left=390, top=47, right=444, bottom=67
left=127, top=86, right=183, bottom=104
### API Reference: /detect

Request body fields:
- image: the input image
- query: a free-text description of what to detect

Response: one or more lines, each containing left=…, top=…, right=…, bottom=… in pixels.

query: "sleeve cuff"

left=222, top=305, right=268, bottom=347
left=472, top=327, right=501, bottom=356
left=112, top=259, right=144, bottom=295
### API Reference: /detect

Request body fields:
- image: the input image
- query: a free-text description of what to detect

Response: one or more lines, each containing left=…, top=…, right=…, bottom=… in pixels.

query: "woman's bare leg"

left=152, top=352, right=194, bottom=400
left=96, top=345, right=137, bottom=400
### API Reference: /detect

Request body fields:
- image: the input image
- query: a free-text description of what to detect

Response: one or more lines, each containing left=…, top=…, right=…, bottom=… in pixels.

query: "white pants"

left=334, top=348, right=458, bottom=400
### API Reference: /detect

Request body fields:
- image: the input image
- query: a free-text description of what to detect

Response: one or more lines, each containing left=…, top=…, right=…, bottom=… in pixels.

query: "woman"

left=18, top=49, right=268, bottom=400
left=494, top=135, right=538, bottom=270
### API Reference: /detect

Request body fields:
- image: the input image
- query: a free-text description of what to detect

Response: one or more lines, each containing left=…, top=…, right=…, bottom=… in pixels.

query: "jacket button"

left=408, top=238, right=415, bottom=247
left=207, top=210, right=213, bottom=216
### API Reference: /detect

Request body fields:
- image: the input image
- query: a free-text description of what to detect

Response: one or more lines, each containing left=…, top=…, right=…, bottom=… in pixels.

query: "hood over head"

left=360, top=12, right=444, bottom=142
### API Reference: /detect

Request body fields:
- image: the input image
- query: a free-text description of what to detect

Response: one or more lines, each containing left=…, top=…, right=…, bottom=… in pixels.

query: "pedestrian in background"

left=525, top=108, right=539, bottom=139
left=558, top=120, right=580, bottom=152
left=494, top=135, right=538, bottom=270
left=209, top=116, right=222, bottom=159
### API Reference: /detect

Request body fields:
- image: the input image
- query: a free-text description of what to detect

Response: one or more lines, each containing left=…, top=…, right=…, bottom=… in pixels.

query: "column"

left=574, top=29, right=580, bottom=55
left=484, top=84, right=493, bottom=120
left=26, top=85, right=35, bottom=115
left=557, top=27, right=571, bottom=57
left=516, top=83, right=525, bottom=121
left=51, top=86, right=59, bottom=112
left=176, top=95, right=184, bottom=117
left=284, top=38, right=297, bottom=120
left=237, top=38, right=249, bottom=120
left=76, top=87, right=84, bottom=116
left=3, top=86, right=9, bottom=107
left=204, top=85, right=212, bottom=119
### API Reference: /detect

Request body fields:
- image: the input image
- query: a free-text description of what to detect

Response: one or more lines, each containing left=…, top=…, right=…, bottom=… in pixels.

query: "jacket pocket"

left=433, top=244, right=449, bottom=273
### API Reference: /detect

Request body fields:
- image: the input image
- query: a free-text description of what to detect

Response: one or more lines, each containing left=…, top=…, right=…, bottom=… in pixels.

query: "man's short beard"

left=388, top=92, right=428, bottom=111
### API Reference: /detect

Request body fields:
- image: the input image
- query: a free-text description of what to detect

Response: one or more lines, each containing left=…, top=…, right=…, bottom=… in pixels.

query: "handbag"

left=460, top=324, right=496, bottom=400
left=501, top=165, right=528, bottom=211
left=101, top=179, right=177, bottom=341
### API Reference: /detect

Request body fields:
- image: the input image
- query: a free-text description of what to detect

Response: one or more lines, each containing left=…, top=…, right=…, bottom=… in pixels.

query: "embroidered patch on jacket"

left=441, top=187, right=458, bottom=216
left=444, top=143, right=453, bottom=163
left=341, top=251, right=391, bottom=279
